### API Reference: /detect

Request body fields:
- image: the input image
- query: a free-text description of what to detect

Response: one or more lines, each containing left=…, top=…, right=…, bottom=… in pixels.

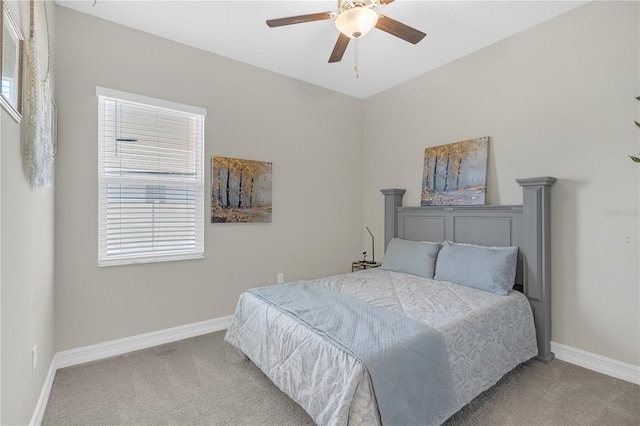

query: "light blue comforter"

left=248, top=281, right=457, bottom=426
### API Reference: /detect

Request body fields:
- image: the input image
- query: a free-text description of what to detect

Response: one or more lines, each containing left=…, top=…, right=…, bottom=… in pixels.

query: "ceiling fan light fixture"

left=335, top=6, right=378, bottom=38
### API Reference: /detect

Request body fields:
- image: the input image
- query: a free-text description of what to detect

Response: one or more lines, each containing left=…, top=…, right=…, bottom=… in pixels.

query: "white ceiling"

left=56, top=0, right=587, bottom=99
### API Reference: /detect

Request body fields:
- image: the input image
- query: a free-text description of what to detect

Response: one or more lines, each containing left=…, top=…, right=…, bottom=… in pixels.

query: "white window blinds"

left=97, top=87, right=206, bottom=266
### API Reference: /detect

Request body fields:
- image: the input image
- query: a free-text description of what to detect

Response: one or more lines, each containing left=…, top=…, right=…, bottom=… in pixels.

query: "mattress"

left=224, top=269, right=538, bottom=425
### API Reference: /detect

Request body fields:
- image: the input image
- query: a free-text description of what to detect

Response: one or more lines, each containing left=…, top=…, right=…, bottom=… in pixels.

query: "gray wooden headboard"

left=381, top=176, right=556, bottom=363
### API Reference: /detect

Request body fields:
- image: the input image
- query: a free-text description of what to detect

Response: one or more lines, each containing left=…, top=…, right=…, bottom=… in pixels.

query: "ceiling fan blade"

left=328, top=33, right=350, bottom=63
left=375, top=15, right=426, bottom=44
left=379, top=0, right=396, bottom=4
left=266, top=12, right=334, bottom=28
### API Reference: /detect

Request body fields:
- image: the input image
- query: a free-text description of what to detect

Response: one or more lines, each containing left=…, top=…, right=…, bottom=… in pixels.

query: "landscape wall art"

left=211, top=156, right=272, bottom=223
left=421, top=137, right=489, bottom=206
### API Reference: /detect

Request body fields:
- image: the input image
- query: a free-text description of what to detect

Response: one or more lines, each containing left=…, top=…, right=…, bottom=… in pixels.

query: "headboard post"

left=517, top=176, right=557, bottom=363
left=381, top=189, right=406, bottom=249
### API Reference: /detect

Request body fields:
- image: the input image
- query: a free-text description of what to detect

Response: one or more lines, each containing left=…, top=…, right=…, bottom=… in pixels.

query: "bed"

left=225, top=176, right=556, bottom=426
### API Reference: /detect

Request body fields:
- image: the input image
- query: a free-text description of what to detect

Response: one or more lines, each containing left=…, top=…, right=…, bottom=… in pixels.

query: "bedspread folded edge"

left=248, top=281, right=458, bottom=426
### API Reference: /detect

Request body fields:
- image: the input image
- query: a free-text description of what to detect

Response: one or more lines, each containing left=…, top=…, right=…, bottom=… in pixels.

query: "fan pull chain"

left=354, top=37, right=359, bottom=79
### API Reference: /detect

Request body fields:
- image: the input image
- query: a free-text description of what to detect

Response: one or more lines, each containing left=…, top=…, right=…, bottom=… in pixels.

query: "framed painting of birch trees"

left=421, top=137, right=489, bottom=206
left=211, top=156, right=272, bottom=223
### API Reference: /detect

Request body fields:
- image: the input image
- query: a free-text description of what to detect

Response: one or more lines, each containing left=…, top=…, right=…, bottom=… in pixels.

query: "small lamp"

left=365, top=227, right=376, bottom=264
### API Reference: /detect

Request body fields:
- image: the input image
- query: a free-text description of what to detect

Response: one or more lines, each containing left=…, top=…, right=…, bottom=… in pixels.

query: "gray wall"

left=1, top=1, right=57, bottom=424
left=363, top=1, right=639, bottom=366
left=54, top=7, right=363, bottom=352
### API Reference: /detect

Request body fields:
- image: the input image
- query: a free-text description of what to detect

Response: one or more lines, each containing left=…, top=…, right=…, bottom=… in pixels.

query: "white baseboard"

left=29, top=356, right=58, bottom=426
left=55, top=315, right=232, bottom=369
left=551, top=341, right=640, bottom=385
left=30, top=315, right=232, bottom=425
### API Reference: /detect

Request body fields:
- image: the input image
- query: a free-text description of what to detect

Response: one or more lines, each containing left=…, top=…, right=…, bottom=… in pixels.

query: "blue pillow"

left=380, top=238, right=441, bottom=279
left=434, top=241, right=518, bottom=295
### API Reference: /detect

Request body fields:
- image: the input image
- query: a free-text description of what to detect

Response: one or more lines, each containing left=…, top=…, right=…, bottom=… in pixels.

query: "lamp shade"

left=335, top=6, right=378, bottom=38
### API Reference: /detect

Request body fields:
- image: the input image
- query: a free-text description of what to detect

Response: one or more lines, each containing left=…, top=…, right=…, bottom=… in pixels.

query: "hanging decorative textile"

left=22, top=0, right=53, bottom=188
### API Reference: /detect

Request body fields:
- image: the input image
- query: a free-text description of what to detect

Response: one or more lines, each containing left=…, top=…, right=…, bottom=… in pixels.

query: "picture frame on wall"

left=211, top=156, right=273, bottom=223
left=0, top=1, right=24, bottom=122
left=421, top=137, right=490, bottom=206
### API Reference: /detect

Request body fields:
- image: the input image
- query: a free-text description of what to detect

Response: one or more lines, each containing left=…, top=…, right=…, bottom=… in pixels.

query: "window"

left=97, top=87, right=206, bottom=266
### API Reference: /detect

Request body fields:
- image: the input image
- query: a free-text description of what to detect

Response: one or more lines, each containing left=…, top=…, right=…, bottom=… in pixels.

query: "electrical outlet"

left=32, top=345, right=38, bottom=372
left=277, top=272, right=284, bottom=284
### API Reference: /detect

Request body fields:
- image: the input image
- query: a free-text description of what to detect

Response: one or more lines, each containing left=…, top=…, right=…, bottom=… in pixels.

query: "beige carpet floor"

left=43, top=331, right=639, bottom=425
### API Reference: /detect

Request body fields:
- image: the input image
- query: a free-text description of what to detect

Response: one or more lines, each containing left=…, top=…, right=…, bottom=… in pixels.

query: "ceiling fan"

left=266, top=0, right=426, bottom=66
